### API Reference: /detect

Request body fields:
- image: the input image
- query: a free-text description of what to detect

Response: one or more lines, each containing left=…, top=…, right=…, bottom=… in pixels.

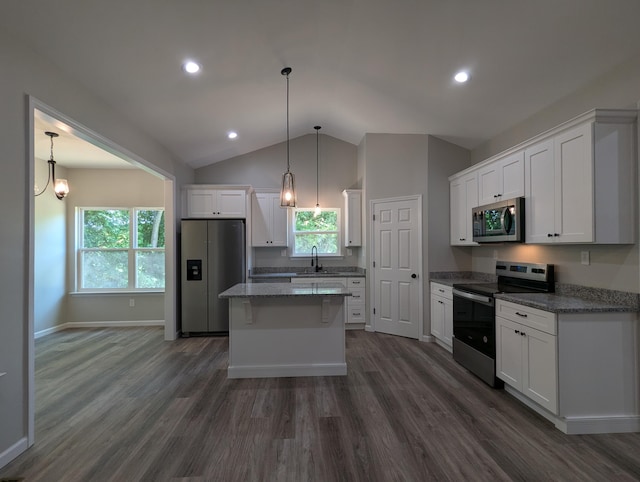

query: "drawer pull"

left=515, top=312, right=528, bottom=318
left=438, top=289, right=445, bottom=293
left=353, top=312, right=361, bottom=316
left=438, top=300, right=444, bottom=304
left=514, top=330, right=520, bottom=334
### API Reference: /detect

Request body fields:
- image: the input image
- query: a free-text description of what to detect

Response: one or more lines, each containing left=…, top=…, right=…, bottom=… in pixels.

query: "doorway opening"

left=27, top=97, right=177, bottom=445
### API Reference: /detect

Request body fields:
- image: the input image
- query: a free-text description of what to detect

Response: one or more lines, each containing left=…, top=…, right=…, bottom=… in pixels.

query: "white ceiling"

left=6, top=0, right=640, bottom=169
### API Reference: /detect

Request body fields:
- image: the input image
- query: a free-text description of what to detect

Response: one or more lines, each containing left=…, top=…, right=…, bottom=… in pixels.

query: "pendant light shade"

left=314, top=125, right=321, bottom=216
left=35, top=131, right=70, bottom=200
left=280, top=67, right=296, bottom=207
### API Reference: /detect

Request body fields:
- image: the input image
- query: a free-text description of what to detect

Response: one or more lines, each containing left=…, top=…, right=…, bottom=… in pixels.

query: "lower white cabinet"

left=496, top=314, right=558, bottom=413
left=291, top=276, right=366, bottom=325
left=430, top=282, right=453, bottom=349
left=496, top=299, right=639, bottom=434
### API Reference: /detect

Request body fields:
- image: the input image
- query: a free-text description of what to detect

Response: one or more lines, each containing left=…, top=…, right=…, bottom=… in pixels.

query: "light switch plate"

left=581, top=251, right=590, bottom=265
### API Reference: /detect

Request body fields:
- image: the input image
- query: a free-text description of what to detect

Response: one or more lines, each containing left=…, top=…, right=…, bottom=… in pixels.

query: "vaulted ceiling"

left=6, top=0, right=640, bottom=169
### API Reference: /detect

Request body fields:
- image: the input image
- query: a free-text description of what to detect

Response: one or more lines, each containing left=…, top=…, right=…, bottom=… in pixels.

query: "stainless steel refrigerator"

left=180, top=219, right=246, bottom=335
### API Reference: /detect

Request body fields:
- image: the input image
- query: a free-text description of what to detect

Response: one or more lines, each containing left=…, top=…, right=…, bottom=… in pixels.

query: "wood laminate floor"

left=1, top=328, right=640, bottom=481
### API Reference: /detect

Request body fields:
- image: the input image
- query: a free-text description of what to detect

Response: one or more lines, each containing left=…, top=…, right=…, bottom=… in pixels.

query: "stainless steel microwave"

left=472, top=197, right=525, bottom=243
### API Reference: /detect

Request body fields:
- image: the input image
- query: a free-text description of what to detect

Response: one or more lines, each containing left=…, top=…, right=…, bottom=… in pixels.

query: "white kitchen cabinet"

left=291, top=276, right=366, bottom=325
left=477, top=151, right=524, bottom=205
left=496, top=299, right=639, bottom=434
left=184, top=186, right=249, bottom=218
left=496, top=315, right=557, bottom=413
left=450, top=171, right=478, bottom=246
left=251, top=191, right=288, bottom=246
left=343, top=189, right=362, bottom=247
left=430, top=282, right=453, bottom=350
left=525, top=114, right=636, bottom=244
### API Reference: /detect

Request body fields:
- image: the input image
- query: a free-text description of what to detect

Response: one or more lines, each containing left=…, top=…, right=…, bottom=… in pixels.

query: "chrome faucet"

left=311, top=245, right=322, bottom=272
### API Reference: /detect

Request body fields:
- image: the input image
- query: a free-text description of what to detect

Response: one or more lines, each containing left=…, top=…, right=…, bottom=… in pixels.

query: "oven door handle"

left=452, top=289, right=493, bottom=305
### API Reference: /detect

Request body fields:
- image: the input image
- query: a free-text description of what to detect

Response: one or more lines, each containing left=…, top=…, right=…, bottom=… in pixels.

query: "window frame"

left=289, top=207, right=342, bottom=258
left=76, top=207, right=166, bottom=292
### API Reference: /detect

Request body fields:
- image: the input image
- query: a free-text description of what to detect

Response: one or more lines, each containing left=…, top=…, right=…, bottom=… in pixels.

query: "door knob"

left=411, top=273, right=417, bottom=279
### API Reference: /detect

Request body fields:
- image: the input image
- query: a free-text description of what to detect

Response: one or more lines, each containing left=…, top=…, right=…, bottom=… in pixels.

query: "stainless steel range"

left=452, top=261, right=554, bottom=387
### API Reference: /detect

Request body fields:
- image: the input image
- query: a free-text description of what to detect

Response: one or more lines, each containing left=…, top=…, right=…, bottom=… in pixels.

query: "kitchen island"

left=218, top=282, right=352, bottom=379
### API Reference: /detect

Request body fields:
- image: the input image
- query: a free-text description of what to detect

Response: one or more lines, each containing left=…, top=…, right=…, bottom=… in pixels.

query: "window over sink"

left=291, top=208, right=341, bottom=257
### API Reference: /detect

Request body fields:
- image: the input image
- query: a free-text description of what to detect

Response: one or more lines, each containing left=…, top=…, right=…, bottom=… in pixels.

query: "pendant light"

left=280, top=67, right=296, bottom=207
left=314, top=125, right=321, bottom=216
left=35, top=131, right=69, bottom=200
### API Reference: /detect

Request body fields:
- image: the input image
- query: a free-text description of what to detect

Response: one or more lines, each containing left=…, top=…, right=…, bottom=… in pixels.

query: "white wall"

left=34, top=159, right=68, bottom=334
left=64, top=168, right=166, bottom=324
left=469, top=52, right=640, bottom=293
left=195, top=133, right=362, bottom=268
left=0, top=28, right=192, bottom=467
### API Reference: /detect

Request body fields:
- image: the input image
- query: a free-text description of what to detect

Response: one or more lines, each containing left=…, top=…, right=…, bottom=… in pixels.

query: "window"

left=291, top=208, right=340, bottom=256
left=78, top=208, right=165, bottom=290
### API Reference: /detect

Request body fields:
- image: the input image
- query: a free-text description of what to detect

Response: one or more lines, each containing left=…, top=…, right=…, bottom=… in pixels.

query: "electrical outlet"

left=129, top=298, right=135, bottom=307
left=581, top=251, right=590, bottom=266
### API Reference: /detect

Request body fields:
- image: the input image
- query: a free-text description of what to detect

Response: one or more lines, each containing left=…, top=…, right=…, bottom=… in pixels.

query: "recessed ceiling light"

left=183, top=61, right=201, bottom=74
left=454, top=71, right=469, bottom=83
left=227, top=131, right=238, bottom=139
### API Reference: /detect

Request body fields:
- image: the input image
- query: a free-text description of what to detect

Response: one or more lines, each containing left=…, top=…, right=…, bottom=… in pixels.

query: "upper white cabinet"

left=450, top=171, right=478, bottom=245
left=525, top=114, right=636, bottom=244
left=343, top=189, right=362, bottom=247
left=477, top=151, right=524, bottom=205
left=251, top=190, right=288, bottom=247
left=184, top=185, right=249, bottom=218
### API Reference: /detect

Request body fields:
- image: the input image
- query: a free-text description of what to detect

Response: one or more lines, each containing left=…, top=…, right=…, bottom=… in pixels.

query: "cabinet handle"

left=520, top=332, right=526, bottom=337
left=459, top=238, right=465, bottom=241
left=438, top=300, right=444, bottom=304
left=438, top=289, right=444, bottom=293
left=515, top=312, right=528, bottom=318
left=353, top=312, right=361, bottom=316
left=514, top=329, right=520, bottom=334
left=554, top=233, right=560, bottom=237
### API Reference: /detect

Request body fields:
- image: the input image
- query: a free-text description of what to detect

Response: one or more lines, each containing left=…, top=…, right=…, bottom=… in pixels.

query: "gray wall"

left=34, top=160, right=68, bottom=334
left=469, top=52, right=640, bottom=292
left=64, top=168, right=166, bottom=324
left=427, top=136, right=473, bottom=272
left=195, top=133, right=362, bottom=269
left=0, top=27, right=192, bottom=465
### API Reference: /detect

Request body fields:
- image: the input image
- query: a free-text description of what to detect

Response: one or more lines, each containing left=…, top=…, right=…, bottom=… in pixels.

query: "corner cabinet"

left=450, top=171, right=478, bottom=245
left=430, top=282, right=453, bottom=350
left=251, top=190, right=288, bottom=247
left=183, top=185, right=250, bottom=219
left=343, top=189, right=362, bottom=247
left=524, top=111, right=636, bottom=244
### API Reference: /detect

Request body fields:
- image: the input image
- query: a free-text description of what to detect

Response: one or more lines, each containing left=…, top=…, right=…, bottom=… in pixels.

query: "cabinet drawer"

left=430, top=282, right=452, bottom=300
left=347, top=277, right=365, bottom=288
left=496, top=300, right=556, bottom=335
left=347, top=306, right=366, bottom=323
left=348, top=287, right=365, bottom=303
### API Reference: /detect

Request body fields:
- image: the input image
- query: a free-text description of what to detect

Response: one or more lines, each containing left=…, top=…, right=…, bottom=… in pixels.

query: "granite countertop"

left=250, top=267, right=365, bottom=279
left=495, top=292, right=638, bottom=314
left=219, top=282, right=353, bottom=298
left=430, top=278, right=492, bottom=288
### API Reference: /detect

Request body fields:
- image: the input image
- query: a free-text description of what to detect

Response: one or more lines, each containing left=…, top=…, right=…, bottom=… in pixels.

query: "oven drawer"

left=495, top=300, right=556, bottom=335
left=431, top=282, right=452, bottom=300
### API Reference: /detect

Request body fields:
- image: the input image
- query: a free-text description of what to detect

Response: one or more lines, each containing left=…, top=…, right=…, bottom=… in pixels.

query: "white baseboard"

left=0, top=436, right=28, bottom=470
left=228, top=363, right=347, bottom=379
left=35, top=324, right=67, bottom=339
left=35, top=320, right=164, bottom=338
left=66, top=320, right=164, bottom=328
left=504, top=385, right=640, bottom=434
left=422, top=334, right=435, bottom=343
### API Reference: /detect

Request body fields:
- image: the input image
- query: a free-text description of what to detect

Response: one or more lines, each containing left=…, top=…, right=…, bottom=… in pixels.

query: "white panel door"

left=372, top=197, right=421, bottom=339
left=523, top=327, right=558, bottom=413
left=496, top=317, right=523, bottom=389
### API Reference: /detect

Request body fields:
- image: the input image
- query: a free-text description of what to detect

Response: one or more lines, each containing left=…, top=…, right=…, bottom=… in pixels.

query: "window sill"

left=70, top=290, right=165, bottom=296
